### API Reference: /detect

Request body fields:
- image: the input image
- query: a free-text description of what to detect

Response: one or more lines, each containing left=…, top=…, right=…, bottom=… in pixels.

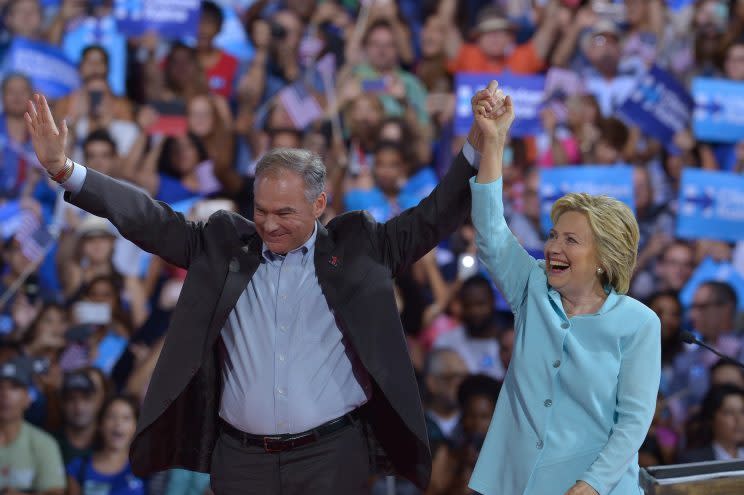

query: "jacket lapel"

left=314, top=222, right=345, bottom=310
left=205, top=231, right=262, bottom=347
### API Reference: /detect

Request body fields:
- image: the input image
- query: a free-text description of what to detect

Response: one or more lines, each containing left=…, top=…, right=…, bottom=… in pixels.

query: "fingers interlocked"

left=471, top=81, right=508, bottom=119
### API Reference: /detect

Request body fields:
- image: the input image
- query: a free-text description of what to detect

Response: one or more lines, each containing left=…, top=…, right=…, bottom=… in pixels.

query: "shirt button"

left=278, top=354, right=285, bottom=362
left=280, top=294, right=287, bottom=300
left=536, top=440, right=544, bottom=450
left=553, top=360, right=561, bottom=368
left=280, top=325, right=287, bottom=331
left=277, top=387, right=286, bottom=395
left=561, top=322, right=569, bottom=329
left=544, top=399, right=553, bottom=408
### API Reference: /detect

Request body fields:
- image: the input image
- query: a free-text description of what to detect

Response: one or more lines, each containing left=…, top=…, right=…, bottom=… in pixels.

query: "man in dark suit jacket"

left=24, top=88, right=500, bottom=493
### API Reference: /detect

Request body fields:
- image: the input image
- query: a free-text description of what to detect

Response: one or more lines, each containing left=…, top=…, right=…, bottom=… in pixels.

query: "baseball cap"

left=471, top=7, right=515, bottom=37
left=62, top=370, right=96, bottom=396
left=76, top=216, right=117, bottom=240
left=0, top=357, right=33, bottom=388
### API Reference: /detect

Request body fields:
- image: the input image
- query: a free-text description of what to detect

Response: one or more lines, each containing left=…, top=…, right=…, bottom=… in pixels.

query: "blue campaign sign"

left=114, top=0, right=201, bottom=39
left=617, top=65, right=694, bottom=151
left=680, top=257, right=744, bottom=312
left=667, top=0, right=695, bottom=11
left=692, top=78, right=744, bottom=143
left=677, top=169, right=744, bottom=242
left=454, top=72, right=545, bottom=137
left=538, top=166, right=635, bottom=233
left=3, top=38, right=79, bottom=99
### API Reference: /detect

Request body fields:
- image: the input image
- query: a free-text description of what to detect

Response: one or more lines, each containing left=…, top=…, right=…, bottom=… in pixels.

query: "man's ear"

left=313, top=192, right=327, bottom=219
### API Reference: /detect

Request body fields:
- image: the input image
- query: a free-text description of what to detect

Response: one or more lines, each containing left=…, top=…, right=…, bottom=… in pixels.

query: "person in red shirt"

left=197, top=1, right=239, bottom=99
left=446, top=4, right=561, bottom=75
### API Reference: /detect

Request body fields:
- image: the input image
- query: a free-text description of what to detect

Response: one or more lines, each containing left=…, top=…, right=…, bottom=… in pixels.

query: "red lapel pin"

left=329, top=256, right=339, bottom=267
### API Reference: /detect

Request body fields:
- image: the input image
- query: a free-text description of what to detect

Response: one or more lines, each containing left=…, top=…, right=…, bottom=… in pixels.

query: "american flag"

left=278, top=82, right=323, bottom=129
left=14, top=211, right=54, bottom=263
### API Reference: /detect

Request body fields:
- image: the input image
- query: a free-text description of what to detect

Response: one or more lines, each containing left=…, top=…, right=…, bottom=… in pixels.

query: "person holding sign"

left=467, top=83, right=661, bottom=494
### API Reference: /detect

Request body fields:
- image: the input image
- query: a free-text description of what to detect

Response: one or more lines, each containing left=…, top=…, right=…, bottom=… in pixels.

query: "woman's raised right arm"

left=471, top=83, right=538, bottom=311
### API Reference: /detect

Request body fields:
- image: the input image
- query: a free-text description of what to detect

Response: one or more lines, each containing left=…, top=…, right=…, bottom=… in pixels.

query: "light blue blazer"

left=468, top=178, right=661, bottom=495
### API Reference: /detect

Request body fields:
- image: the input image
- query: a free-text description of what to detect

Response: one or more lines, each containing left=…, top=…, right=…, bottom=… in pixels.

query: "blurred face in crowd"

left=188, top=95, right=216, bottom=138
left=425, top=350, right=468, bottom=413
left=421, top=16, right=446, bottom=58
left=725, top=44, right=744, bottom=81
left=499, top=328, right=515, bottom=370
left=274, top=10, right=303, bottom=51
left=374, top=148, right=405, bottom=196
left=197, top=13, right=221, bottom=50
left=31, top=306, right=68, bottom=353
left=624, top=0, right=648, bottom=29
left=254, top=169, right=326, bottom=255
left=460, top=285, right=494, bottom=335
left=656, top=243, right=694, bottom=290
left=349, top=95, right=383, bottom=144
left=695, top=0, right=728, bottom=36
left=462, top=396, right=495, bottom=437
left=172, top=135, right=201, bottom=176
left=85, top=278, right=118, bottom=311
left=712, top=393, right=744, bottom=448
left=633, top=167, right=653, bottom=212
left=585, top=33, right=621, bottom=77
left=711, top=365, right=744, bottom=389
left=302, top=130, right=328, bottom=159
left=80, top=48, right=109, bottom=83
left=269, top=130, right=302, bottom=149
left=593, top=138, right=622, bottom=165
left=477, top=29, right=515, bottom=59
left=689, top=285, right=731, bottom=338
left=0, top=379, right=30, bottom=424
left=83, top=139, right=117, bottom=175
left=167, top=47, right=200, bottom=92
left=3, top=239, right=32, bottom=276
left=566, top=94, right=600, bottom=129
left=81, top=234, right=115, bottom=266
left=100, top=399, right=137, bottom=452
left=63, top=390, right=99, bottom=430
left=6, top=0, right=42, bottom=38
left=2, top=75, right=33, bottom=119
left=544, top=211, right=602, bottom=298
left=365, top=26, right=398, bottom=72
left=649, top=294, right=682, bottom=342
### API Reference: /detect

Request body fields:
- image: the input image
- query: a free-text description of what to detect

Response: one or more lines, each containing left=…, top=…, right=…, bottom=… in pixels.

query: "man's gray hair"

left=254, top=148, right=326, bottom=202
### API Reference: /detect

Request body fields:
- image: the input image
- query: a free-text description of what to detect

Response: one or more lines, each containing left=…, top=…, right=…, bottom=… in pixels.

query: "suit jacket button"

left=544, top=399, right=553, bottom=408
left=553, top=360, right=561, bottom=368
left=536, top=440, right=544, bottom=450
left=561, top=322, right=569, bottom=329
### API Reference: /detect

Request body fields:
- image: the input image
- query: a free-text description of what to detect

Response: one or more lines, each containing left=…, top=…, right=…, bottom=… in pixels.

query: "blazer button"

left=544, top=399, right=553, bottom=408
left=561, top=322, right=569, bottom=329
left=553, top=360, right=561, bottom=368
left=536, top=440, right=544, bottom=450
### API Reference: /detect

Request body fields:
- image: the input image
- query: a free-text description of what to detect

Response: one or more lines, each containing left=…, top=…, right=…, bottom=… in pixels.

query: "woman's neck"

left=560, top=284, right=607, bottom=317
left=715, top=439, right=740, bottom=458
left=94, top=447, right=129, bottom=472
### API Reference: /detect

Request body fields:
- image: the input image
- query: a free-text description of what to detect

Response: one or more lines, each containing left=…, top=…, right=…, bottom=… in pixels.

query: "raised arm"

left=25, top=94, right=204, bottom=269
left=369, top=88, right=495, bottom=276
left=470, top=82, right=539, bottom=312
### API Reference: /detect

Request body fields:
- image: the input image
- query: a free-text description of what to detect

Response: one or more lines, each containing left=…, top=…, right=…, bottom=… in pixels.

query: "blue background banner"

left=617, top=65, right=694, bottom=151
left=114, top=0, right=201, bottom=39
left=692, top=78, right=744, bottom=143
left=539, top=166, right=635, bottom=233
left=3, top=38, right=79, bottom=99
left=677, top=169, right=744, bottom=242
left=454, top=72, right=545, bottom=137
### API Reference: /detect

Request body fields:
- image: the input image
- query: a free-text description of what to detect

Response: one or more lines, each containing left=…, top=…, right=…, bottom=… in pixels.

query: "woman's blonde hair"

left=551, top=193, right=640, bottom=294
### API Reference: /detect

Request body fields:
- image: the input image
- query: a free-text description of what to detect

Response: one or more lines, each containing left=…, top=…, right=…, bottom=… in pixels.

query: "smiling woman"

left=467, top=80, right=660, bottom=495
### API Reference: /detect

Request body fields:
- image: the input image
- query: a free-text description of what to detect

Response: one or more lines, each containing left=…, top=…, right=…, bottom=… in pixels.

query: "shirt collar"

left=261, top=222, right=318, bottom=264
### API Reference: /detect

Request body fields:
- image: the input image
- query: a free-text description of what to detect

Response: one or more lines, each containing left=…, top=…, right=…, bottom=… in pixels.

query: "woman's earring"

left=596, top=267, right=603, bottom=275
